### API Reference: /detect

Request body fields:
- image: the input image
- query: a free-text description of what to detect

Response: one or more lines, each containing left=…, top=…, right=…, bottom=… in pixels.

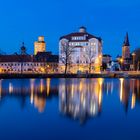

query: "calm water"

left=0, top=78, right=140, bottom=140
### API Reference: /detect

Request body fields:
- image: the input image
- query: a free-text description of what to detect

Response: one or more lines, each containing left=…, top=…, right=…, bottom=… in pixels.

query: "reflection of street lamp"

left=132, top=52, right=136, bottom=71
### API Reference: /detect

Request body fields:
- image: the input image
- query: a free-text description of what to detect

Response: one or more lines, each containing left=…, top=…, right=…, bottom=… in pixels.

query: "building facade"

left=0, top=52, right=58, bottom=74
left=59, top=27, right=102, bottom=73
left=34, top=36, right=46, bottom=55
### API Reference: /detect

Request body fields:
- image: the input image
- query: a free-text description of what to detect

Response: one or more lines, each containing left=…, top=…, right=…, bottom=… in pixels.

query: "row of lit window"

left=3, top=69, right=39, bottom=72
left=72, top=36, right=86, bottom=41
left=69, top=42, right=88, bottom=46
left=0, top=63, right=46, bottom=67
left=69, top=42, right=97, bottom=47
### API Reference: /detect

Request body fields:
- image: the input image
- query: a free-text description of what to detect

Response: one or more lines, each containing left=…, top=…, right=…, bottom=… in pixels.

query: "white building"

left=59, top=27, right=102, bottom=73
left=0, top=52, right=58, bottom=74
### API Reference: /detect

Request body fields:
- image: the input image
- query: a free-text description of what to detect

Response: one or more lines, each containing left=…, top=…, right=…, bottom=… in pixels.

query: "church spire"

left=123, top=32, right=130, bottom=46
left=21, top=42, right=26, bottom=55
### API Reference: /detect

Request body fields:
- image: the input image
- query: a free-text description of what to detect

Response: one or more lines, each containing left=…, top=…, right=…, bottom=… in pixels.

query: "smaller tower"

left=122, top=32, right=130, bottom=59
left=34, top=36, right=46, bottom=55
left=21, top=42, right=26, bottom=55
left=79, top=26, right=87, bottom=33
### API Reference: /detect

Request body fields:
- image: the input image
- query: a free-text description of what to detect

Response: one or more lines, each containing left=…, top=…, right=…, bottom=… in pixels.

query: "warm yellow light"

left=40, top=67, right=45, bottom=73
left=30, top=79, right=35, bottom=104
left=132, top=52, right=136, bottom=56
left=9, top=83, right=13, bottom=94
left=120, top=58, right=123, bottom=63
left=0, top=80, right=2, bottom=99
left=40, top=79, right=44, bottom=93
left=119, top=78, right=124, bottom=101
left=99, top=55, right=102, bottom=58
left=131, top=93, right=136, bottom=109
left=47, top=78, right=50, bottom=96
left=98, top=78, right=104, bottom=105
left=0, top=68, right=2, bottom=73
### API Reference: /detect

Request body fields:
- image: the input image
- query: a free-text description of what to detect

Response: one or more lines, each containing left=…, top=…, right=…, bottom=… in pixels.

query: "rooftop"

left=60, top=27, right=102, bottom=42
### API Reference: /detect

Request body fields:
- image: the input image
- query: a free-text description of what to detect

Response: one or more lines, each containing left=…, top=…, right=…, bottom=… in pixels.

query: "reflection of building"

left=34, top=36, right=46, bottom=55
left=0, top=79, right=58, bottom=113
left=59, top=26, right=102, bottom=73
left=119, top=79, right=140, bottom=111
left=34, top=95, right=46, bottom=113
left=59, top=78, right=103, bottom=123
left=119, top=78, right=130, bottom=112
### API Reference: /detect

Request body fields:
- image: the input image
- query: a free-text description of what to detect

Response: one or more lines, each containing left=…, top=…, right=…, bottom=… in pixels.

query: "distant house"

left=110, top=60, right=121, bottom=71
left=102, top=54, right=112, bottom=70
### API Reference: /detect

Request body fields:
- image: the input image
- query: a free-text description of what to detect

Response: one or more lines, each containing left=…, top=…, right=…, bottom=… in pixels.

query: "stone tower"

left=21, top=42, right=26, bottom=55
left=122, top=32, right=130, bottom=59
left=34, top=36, right=46, bottom=55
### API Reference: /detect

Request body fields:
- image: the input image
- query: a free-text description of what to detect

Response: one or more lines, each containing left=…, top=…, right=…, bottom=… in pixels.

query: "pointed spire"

left=21, top=42, right=26, bottom=55
left=123, top=32, right=130, bottom=46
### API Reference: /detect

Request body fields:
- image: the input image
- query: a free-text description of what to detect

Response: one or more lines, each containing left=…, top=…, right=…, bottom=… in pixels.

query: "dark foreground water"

left=0, top=78, right=140, bottom=140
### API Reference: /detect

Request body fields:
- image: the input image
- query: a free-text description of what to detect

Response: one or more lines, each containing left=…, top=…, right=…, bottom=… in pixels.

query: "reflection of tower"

left=30, top=79, right=35, bottom=104
left=34, top=36, right=46, bottom=55
left=46, top=78, right=51, bottom=96
left=0, top=80, right=2, bottom=99
left=34, top=95, right=46, bottom=113
left=122, top=33, right=130, bottom=59
left=119, top=78, right=130, bottom=112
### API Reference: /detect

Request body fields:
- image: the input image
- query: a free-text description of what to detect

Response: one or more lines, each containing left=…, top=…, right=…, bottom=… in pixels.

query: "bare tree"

left=60, top=42, right=74, bottom=74
left=85, top=46, right=95, bottom=73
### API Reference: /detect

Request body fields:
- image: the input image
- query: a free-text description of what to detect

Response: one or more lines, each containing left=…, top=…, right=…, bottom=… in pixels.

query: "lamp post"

left=132, top=52, right=136, bottom=71
left=120, top=58, right=123, bottom=71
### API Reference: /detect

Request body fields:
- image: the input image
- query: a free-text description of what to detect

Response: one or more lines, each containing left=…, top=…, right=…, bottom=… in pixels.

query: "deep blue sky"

left=0, top=0, right=140, bottom=58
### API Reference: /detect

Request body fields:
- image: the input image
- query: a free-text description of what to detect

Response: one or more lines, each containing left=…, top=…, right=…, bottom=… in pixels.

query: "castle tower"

left=34, top=36, right=46, bottom=55
left=122, top=32, right=130, bottom=59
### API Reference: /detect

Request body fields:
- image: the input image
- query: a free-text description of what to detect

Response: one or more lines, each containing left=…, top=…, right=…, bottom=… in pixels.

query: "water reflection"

left=119, top=78, right=140, bottom=112
left=59, top=79, right=103, bottom=123
left=0, top=79, right=58, bottom=113
left=0, top=78, right=140, bottom=123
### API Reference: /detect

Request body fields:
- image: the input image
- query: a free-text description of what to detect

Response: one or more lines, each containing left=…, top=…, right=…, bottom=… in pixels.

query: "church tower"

left=21, top=42, right=26, bottom=55
left=122, top=32, right=130, bottom=59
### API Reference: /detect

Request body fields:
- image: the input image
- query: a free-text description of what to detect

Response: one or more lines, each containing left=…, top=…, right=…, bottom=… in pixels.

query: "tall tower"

left=122, top=32, right=130, bottom=59
left=34, top=36, right=46, bottom=55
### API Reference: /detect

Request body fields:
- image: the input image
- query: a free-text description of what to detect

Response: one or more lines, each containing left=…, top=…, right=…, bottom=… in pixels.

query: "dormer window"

left=72, top=36, right=85, bottom=41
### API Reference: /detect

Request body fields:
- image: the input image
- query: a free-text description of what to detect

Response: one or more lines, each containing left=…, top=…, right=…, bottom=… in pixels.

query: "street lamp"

left=120, top=58, right=123, bottom=70
left=132, top=52, right=136, bottom=71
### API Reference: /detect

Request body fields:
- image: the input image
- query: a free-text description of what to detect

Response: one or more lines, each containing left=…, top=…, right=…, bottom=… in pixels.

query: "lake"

left=0, top=78, right=140, bottom=140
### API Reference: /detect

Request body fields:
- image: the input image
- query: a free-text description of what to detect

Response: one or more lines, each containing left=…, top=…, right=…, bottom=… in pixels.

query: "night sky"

left=0, top=0, right=140, bottom=58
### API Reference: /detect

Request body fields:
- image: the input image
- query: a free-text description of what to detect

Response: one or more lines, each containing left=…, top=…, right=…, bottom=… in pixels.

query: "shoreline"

left=0, top=72, right=140, bottom=79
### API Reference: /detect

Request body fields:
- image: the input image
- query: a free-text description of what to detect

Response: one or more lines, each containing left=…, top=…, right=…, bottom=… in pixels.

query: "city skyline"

left=0, top=0, right=140, bottom=58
